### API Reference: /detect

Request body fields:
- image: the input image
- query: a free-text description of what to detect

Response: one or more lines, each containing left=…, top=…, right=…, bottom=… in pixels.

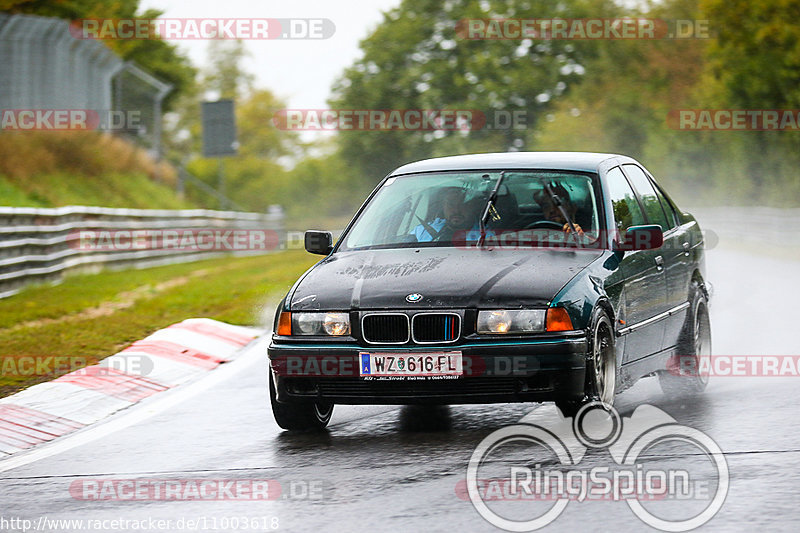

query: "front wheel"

left=269, top=371, right=333, bottom=431
left=557, top=309, right=616, bottom=417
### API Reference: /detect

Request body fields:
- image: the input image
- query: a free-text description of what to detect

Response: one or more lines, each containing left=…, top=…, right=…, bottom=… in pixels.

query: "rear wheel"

left=557, top=309, right=616, bottom=417
left=269, top=371, right=333, bottom=431
left=659, top=281, right=711, bottom=395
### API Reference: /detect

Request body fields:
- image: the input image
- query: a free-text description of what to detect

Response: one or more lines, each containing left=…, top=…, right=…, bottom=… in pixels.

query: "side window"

left=652, top=182, right=680, bottom=228
left=622, top=165, right=670, bottom=230
left=606, top=167, right=645, bottom=231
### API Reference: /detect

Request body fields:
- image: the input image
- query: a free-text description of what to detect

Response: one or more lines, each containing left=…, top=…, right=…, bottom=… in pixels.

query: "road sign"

left=201, top=100, right=238, bottom=157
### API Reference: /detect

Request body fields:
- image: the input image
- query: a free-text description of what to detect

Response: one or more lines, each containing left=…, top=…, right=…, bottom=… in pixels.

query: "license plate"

left=359, top=351, right=462, bottom=378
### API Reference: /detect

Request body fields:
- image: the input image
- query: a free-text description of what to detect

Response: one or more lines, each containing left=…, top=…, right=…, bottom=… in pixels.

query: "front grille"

left=412, top=313, right=461, bottom=343
left=362, top=313, right=409, bottom=344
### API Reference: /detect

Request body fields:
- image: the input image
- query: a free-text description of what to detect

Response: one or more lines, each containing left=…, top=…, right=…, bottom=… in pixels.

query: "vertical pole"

left=115, top=71, right=122, bottom=115
left=177, top=162, right=185, bottom=199
left=153, top=95, right=163, bottom=182
left=218, top=158, right=226, bottom=210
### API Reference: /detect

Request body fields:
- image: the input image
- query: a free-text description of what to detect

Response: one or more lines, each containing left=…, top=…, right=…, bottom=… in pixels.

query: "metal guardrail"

left=0, top=206, right=284, bottom=299
left=1, top=204, right=794, bottom=299
left=689, top=207, right=800, bottom=248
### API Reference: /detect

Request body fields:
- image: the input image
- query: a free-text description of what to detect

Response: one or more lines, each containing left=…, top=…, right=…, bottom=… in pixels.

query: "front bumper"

left=267, top=332, right=589, bottom=405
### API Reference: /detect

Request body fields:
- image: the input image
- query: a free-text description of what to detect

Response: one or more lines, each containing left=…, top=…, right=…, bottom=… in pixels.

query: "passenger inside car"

left=532, top=182, right=588, bottom=237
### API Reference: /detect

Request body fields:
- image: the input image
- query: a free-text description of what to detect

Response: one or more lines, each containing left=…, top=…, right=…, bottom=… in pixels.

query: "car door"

left=622, top=164, right=691, bottom=350
left=605, top=166, right=668, bottom=363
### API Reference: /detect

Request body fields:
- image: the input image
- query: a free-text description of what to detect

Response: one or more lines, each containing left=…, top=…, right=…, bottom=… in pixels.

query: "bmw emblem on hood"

left=406, top=293, right=423, bottom=303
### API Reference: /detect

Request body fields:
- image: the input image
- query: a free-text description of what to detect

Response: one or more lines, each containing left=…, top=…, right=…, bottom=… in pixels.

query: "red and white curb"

left=0, top=318, right=262, bottom=457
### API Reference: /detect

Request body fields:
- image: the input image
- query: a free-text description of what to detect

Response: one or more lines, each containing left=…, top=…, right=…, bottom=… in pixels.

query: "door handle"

left=655, top=255, right=664, bottom=271
left=682, top=242, right=690, bottom=257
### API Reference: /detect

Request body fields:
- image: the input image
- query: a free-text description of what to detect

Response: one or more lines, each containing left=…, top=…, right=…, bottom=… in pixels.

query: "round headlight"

left=477, top=309, right=546, bottom=334
left=323, top=313, right=350, bottom=336
left=296, top=313, right=320, bottom=334
left=485, top=310, right=511, bottom=333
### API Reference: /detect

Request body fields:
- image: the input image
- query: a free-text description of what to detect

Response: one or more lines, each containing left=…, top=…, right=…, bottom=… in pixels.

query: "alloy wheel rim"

left=695, top=304, right=711, bottom=385
left=594, top=318, right=615, bottom=404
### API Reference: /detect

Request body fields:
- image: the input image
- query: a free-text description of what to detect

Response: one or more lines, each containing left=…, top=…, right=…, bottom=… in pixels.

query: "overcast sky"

left=139, top=0, right=401, bottom=109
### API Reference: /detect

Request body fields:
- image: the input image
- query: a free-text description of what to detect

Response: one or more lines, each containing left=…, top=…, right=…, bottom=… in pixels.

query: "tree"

left=330, top=0, right=619, bottom=184
left=202, top=40, right=254, bottom=101
left=701, top=0, right=800, bottom=110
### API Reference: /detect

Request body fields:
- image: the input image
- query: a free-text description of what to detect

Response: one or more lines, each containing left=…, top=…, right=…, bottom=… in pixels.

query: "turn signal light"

left=546, top=308, right=574, bottom=332
left=277, top=312, right=292, bottom=335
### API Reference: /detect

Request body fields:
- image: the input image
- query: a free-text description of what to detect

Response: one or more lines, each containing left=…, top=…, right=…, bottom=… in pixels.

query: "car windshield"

left=341, top=170, right=602, bottom=250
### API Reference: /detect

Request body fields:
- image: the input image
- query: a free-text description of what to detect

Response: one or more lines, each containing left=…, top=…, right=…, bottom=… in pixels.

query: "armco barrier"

left=689, top=207, right=800, bottom=249
left=0, top=206, right=283, bottom=299
left=1, top=205, right=794, bottom=299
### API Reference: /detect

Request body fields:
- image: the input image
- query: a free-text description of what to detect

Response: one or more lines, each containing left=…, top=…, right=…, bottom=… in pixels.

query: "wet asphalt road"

left=1, top=241, right=799, bottom=533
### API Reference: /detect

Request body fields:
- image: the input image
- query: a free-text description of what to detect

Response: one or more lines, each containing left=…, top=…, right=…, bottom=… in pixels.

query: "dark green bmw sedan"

left=268, top=152, right=711, bottom=430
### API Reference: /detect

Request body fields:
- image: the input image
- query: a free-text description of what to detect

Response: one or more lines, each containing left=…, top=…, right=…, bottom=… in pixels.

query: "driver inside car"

left=411, top=188, right=477, bottom=242
left=532, top=183, right=586, bottom=236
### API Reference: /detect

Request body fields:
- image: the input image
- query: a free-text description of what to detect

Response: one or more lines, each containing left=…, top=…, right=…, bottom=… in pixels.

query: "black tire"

left=659, top=281, right=711, bottom=395
left=557, top=308, right=616, bottom=417
left=269, top=371, right=333, bottom=431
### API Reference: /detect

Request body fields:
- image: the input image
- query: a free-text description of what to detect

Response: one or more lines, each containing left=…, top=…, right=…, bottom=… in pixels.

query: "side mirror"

left=616, top=225, right=663, bottom=251
left=304, top=230, right=333, bottom=255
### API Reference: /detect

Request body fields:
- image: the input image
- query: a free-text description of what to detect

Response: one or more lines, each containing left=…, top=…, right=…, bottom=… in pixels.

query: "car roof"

left=389, top=151, right=636, bottom=175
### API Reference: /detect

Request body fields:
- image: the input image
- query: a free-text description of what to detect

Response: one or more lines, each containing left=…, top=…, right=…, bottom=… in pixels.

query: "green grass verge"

left=0, top=172, right=197, bottom=209
left=0, top=250, right=318, bottom=397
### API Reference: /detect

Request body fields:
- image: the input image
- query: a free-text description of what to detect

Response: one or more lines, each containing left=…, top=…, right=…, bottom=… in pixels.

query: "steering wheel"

left=524, top=220, right=565, bottom=231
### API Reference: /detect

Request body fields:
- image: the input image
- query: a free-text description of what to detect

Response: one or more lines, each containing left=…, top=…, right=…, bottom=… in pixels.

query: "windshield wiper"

left=542, top=180, right=582, bottom=247
left=478, top=171, right=505, bottom=247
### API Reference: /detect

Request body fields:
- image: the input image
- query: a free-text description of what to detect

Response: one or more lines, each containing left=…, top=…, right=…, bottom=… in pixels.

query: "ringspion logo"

left=466, top=403, right=728, bottom=531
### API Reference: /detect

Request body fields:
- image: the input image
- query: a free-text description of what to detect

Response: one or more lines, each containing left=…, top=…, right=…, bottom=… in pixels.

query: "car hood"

left=289, top=247, right=602, bottom=310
